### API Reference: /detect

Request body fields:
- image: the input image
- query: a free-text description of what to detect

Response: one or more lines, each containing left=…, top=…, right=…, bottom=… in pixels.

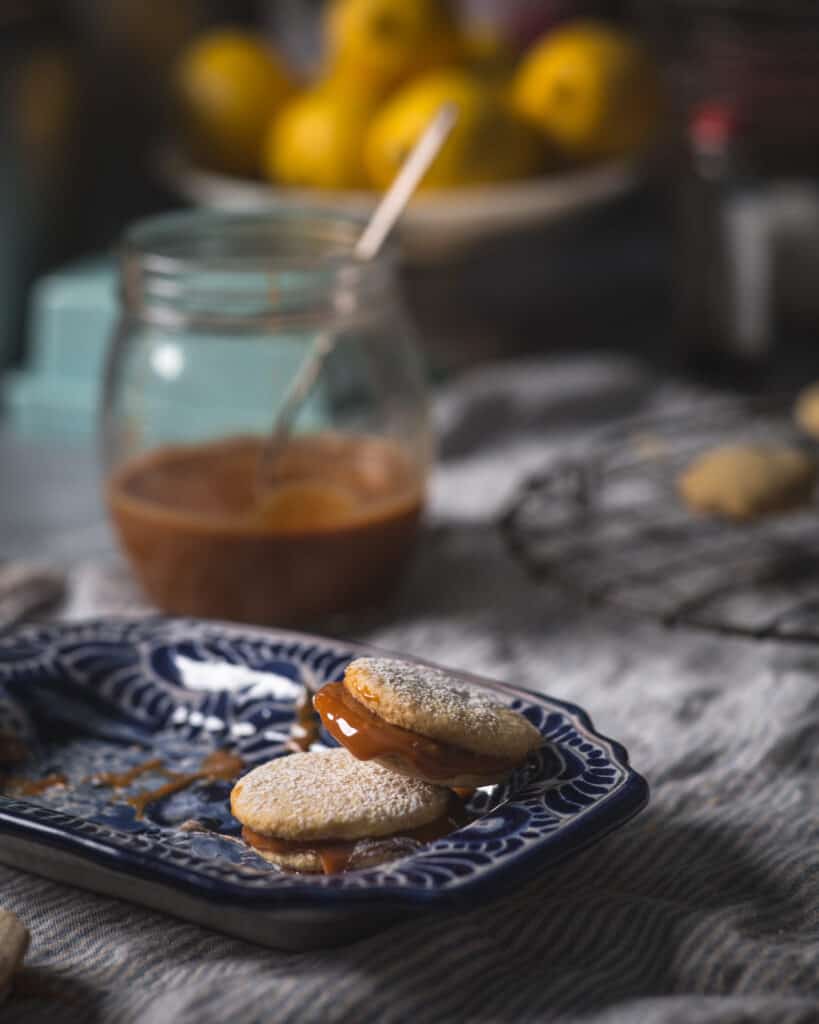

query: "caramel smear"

left=1, top=774, right=67, bottom=797
left=314, top=682, right=515, bottom=780
left=91, top=749, right=245, bottom=819
left=126, top=774, right=202, bottom=819
left=199, top=750, right=246, bottom=780
left=90, top=758, right=164, bottom=788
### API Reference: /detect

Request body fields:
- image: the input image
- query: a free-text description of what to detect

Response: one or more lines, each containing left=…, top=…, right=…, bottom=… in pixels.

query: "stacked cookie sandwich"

left=231, top=657, right=541, bottom=874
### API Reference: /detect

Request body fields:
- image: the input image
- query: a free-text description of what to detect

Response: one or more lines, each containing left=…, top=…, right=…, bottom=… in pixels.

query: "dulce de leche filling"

left=313, top=681, right=516, bottom=780
left=242, top=803, right=466, bottom=875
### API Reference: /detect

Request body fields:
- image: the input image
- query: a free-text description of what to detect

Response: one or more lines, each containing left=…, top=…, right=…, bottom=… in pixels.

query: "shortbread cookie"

left=794, top=383, right=819, bottom=439
left=230, top=748, right=451, bottom=874
left=678, top=444, right=816, bottom=521
left=0, top=909, right=29, bottom=1004
left=314, top=657, right=542, bottom=787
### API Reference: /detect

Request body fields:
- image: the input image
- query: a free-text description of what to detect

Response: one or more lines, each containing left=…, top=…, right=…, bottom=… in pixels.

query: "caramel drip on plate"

left=2, top=773, right=67, bottom=797
left=199, top=750, right=246, bottom=779
left=319, top=848, right=354, bottom=875
left=91, top=749, right=245, bottom=819
left=91, top=758, right=165, bottom=787
left=126, top=773, right=203, bottom=818
left=0, top=747, right=244, bottom=815
left=314, top=682, right=515, bottom=779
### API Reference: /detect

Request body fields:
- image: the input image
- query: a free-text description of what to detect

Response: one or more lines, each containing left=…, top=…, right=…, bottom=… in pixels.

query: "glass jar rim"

left=119, top=207, right=395, bottom=331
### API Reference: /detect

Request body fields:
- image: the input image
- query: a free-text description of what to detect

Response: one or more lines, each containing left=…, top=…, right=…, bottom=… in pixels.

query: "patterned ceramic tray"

left=0, top=618, right=648, bottom=950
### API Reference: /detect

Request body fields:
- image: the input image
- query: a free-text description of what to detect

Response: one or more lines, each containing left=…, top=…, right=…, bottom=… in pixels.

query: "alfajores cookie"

left=230, top=748, right=454, bottom=874
left=314, top=657, right=542, bottom=787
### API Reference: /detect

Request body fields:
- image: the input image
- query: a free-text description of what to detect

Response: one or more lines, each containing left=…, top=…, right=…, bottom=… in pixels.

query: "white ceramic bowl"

left=156, top=145, right=641, bottom=263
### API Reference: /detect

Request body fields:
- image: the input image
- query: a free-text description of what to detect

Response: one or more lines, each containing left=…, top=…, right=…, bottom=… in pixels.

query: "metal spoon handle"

left=354, top=102, right=457, bottom=261
left=264, top=332, right=334, bottom=453
left=258, top=102, right=457, bottom=489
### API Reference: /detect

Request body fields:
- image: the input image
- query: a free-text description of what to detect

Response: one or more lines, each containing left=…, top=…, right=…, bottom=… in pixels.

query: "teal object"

left=2, top=256, right=328, bottom=441
left=28, top=258, right=118, bottom=380
left=1, top=258, right=116, bottom=440
left=2, top=372, right=100, bottom=442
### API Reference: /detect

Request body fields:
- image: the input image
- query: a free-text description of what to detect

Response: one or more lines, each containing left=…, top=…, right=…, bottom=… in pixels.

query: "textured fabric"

left=1, top=356, right=818, bottom=1023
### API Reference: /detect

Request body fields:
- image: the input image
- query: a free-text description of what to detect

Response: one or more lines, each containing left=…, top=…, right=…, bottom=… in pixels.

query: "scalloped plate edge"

left=0, top=616, right=649, bottom=947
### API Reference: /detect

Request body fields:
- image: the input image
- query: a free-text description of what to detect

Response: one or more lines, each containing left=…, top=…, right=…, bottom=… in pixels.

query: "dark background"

left=2, top=1, right=818, bottom=393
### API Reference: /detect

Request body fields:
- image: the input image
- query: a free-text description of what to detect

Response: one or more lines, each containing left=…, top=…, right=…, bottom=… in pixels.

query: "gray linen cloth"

left=1, top=356, right=817, bottom=1023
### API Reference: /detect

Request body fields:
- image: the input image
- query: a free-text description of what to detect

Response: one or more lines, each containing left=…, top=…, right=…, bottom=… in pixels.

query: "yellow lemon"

left=264, top=84, right=374, bottom=189
left=512, top=20, right=661, bottom=161
left=365, top=70, right=546, bottom=191
left=326, top=0, right=459, bottom=94
left=175, top=29, right=293, bottom=176
left=314, top=59, right=395, bottom=110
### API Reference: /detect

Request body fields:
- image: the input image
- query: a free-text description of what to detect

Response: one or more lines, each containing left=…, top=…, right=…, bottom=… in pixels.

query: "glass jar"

left=102, top=209, right=431, bottom=626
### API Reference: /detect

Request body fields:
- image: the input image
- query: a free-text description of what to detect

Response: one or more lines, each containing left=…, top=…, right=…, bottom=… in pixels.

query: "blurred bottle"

left=643, top=1, right=819, bottom=384
left=674, top=101, right=771, bottom=382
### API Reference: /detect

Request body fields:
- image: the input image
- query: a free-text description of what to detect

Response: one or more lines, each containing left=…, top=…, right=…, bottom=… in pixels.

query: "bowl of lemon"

left=159, top=0, right=663, bottom=260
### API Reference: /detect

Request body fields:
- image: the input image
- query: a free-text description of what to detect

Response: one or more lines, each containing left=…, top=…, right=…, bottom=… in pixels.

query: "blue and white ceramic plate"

left=0, top=618, right=648, bottom=950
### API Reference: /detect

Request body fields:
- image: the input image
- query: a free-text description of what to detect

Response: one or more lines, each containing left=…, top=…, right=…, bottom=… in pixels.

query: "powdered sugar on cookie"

left=230, top=747, right=447, bottom=841
left=344, top=657, right=541, bottom=759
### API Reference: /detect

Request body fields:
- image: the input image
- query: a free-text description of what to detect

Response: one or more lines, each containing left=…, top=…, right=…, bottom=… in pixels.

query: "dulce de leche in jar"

left=103, top=210, right=431, bottom=624
left=107, top=433, right=424, bottom=625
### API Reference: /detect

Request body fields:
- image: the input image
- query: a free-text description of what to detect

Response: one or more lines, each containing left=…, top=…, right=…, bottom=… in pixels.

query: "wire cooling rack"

left=500, top=396, right=819, bottom=642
